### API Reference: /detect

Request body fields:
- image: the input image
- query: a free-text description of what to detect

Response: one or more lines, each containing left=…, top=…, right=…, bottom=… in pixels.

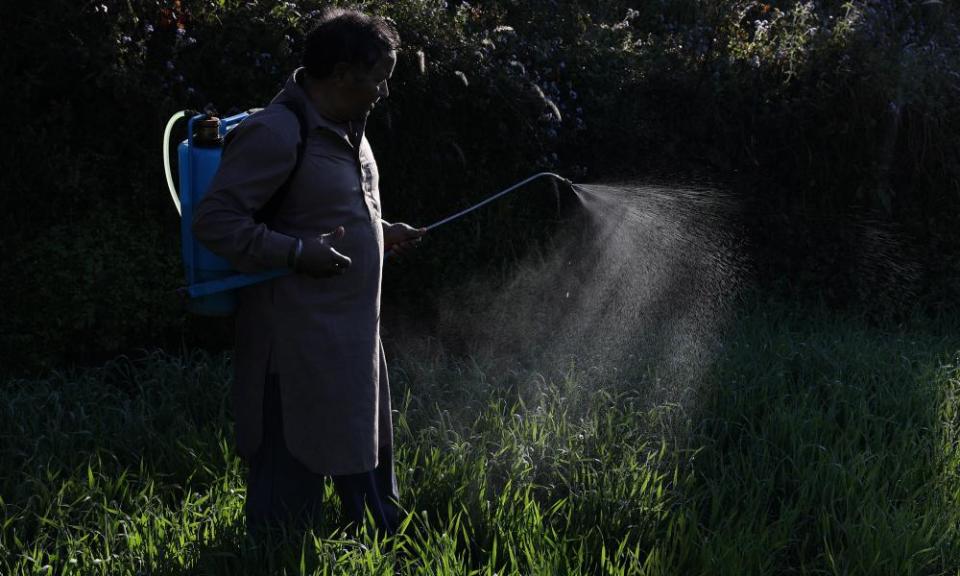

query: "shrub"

left=1, top=0, right=958, bottom=372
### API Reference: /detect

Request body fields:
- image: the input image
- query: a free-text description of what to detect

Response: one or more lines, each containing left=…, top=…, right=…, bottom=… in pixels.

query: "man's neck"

left=302, top=72, right=348, bottom=124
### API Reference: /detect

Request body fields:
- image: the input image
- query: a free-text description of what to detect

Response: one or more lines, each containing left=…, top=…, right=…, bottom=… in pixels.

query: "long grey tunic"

left=192, top=68, right=391, bottom=475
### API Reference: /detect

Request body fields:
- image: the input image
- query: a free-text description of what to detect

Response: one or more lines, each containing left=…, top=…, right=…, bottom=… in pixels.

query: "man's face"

left=336, top=49, right=397, bottom=121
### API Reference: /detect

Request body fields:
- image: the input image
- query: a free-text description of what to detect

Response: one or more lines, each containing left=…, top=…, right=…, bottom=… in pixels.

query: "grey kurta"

left=192, top=68, right=391, bottom=475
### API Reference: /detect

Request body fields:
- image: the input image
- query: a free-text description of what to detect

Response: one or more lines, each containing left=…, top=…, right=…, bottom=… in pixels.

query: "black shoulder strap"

left=253, top=100, right=308, bottom=224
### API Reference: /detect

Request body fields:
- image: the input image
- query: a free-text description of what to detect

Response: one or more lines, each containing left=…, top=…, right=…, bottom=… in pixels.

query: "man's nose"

left=378, top=81, right=389, bottom=99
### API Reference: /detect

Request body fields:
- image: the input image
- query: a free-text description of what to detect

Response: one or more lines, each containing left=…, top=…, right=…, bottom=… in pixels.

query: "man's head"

left=302, top=9, right=400, bottom=122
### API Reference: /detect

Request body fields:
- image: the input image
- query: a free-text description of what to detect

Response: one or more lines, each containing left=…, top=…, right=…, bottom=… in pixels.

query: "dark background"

left=1, top=0, right=957, bottom=375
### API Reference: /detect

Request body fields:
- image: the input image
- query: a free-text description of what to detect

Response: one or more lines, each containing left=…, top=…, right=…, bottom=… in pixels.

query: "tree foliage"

left=1, top=0, right=957, bottom=373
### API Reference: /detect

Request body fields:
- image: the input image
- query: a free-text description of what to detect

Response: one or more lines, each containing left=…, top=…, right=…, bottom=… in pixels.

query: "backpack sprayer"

left=164, top=109, right=571, bottom=316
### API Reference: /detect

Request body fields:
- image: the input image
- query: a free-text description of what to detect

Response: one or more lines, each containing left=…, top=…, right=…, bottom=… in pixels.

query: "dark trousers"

left=245, top=374, right=399, bottom=538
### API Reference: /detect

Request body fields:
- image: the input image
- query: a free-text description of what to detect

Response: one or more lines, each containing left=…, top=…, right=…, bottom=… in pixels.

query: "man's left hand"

left=383, top=222, right=426, bottom=257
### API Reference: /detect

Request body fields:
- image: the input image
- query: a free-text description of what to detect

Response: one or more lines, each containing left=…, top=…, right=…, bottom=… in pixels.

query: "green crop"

left=2, top=298, right=960, bottom=574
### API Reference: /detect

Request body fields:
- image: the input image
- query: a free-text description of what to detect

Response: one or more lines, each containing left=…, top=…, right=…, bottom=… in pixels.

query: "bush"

left=1, top=0, right=958, bottom=373
left=0, top=0, right=573, bottom=373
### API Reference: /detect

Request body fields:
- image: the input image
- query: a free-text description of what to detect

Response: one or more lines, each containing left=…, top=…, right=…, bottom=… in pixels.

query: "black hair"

left=302, top=8, right=400, bottom=79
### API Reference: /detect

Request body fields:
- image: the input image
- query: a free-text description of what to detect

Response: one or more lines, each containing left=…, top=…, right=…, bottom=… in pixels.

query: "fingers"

left=405, top=225, right=427, bottom=238
left=395, top=223, right=426, bottom=240
left=389, top=237, right=422, bottom=259
left=329, top=248, right=352, bottom=274
left=321, top=226, right=346, bottom=243
left=399, top=226, right=427, bottom=245
left=298, top=232, right=351, bottom=278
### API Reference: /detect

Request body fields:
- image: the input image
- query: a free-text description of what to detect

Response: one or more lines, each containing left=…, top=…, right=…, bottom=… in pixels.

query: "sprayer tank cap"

left=195, top=117, right=223, bottom=147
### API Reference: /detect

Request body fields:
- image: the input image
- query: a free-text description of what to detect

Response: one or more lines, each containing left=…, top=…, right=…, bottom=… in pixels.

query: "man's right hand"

left=297, top=226, right=352, bottom=278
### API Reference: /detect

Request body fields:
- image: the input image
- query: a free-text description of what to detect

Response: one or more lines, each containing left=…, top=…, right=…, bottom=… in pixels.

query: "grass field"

left=2, top=298, right=960, bottom=575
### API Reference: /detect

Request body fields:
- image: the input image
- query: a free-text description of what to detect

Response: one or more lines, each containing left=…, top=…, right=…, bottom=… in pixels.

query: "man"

left=192, top=8, right=424, bottom=536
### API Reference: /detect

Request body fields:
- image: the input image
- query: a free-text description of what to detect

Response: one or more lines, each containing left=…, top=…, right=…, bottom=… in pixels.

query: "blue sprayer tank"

left=177, top=114, right=234, bottom=315
left=165, top=110, right=292, bottom=316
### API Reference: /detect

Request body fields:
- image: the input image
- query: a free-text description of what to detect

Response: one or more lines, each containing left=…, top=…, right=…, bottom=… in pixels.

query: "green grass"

left=2, top=299, right=960, bottom=575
